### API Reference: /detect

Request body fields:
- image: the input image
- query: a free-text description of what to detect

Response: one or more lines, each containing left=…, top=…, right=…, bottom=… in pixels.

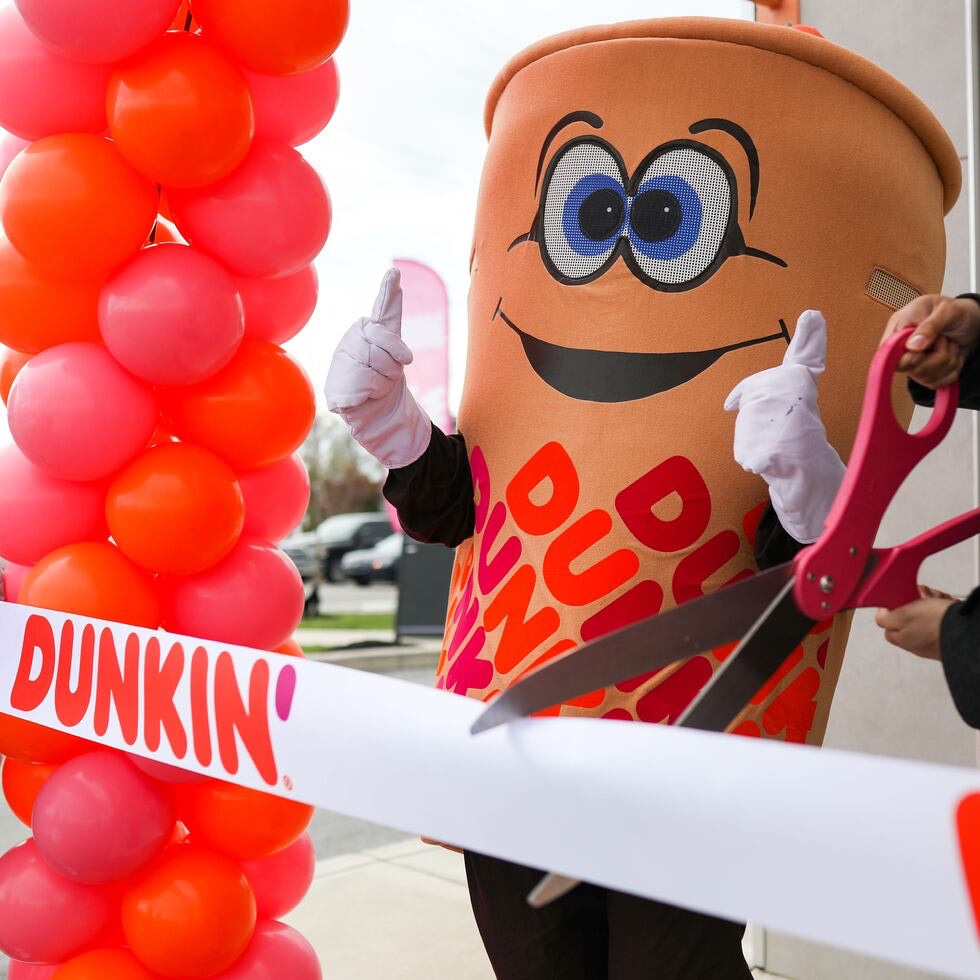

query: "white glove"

left=325, top=269, right=431, bottom=469
left=725, top=310, right=845, bottom=544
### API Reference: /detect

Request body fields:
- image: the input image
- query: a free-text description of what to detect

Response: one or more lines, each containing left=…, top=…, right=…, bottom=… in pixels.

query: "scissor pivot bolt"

left=819, top=575, right=835, bottom=594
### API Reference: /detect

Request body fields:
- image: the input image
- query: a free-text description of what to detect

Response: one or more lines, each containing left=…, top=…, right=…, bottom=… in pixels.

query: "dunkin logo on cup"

left=6, top=612, right=297, bottom=787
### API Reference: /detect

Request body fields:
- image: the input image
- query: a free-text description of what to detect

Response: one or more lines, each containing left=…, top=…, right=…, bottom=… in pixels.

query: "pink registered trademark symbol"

left=283, top=775, right=293, bottom=791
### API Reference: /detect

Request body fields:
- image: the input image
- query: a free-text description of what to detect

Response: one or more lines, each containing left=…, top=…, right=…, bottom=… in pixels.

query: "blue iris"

left=627, top=174, right=701, bottom=262
left=562, top=173, right=627, bottom=257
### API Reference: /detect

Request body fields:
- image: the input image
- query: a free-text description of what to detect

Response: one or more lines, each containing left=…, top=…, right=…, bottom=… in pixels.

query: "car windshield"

left=316, top=513, right=386, bottom=544
left=374, top=533, right=404, bottom=557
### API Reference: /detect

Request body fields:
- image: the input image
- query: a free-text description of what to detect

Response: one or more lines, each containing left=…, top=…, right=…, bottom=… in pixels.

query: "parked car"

left=315, top=512, right=394, bottom=582
left=280, top=531, right=321, bottom=616
left=341, top=532, right=404, bottom=586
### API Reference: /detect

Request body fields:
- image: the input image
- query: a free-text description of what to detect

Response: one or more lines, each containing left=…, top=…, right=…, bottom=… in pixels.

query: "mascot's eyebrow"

left=535, top=111, right=604, bottom=193
left=689, top=118, right=761, bottom=219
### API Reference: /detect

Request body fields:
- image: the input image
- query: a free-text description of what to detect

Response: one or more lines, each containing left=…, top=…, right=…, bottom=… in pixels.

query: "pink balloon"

left=169, top=141, right=331, bottom=278
left=162, top=536, right=304, bottom=649
left=238, top=455, right=310, bottom=542
left=8, top=343, right=157, bottom=482
left=0, top=445, right=106, bottom=565
left=211, top=921, right=321, bottom=980
left=126, top=754, right=208, bottom=785
left=100, top=243, right=244, bottom=386
left=0, top=7, right=110, bottom=141
left=33, top=751, right=176, bottom=885
left=237, top=265, right=318, bottom=346
left=0, top=132, right=30, bottom=180
left=240, top=833, right=315, bottom=920
left=15, top=0, right=180, bottom=64
left=8, top=960, right=60, bottom=979
left=0, top=839, right=111, bottom=964
left=244, top=59, right=339, bottom=147
left=4, top=562, right=31, bottom=603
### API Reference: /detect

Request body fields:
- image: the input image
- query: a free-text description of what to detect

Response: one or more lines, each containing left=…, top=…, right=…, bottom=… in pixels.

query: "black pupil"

left=578, top=188, right=624, bottom=241
left=630, top=189, right=682, bottom=242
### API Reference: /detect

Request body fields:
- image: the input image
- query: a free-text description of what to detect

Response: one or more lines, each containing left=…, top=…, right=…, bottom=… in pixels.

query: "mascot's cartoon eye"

left=542, top=142, right=626, bottom=279
left=626, top=147, right=731, bottom=285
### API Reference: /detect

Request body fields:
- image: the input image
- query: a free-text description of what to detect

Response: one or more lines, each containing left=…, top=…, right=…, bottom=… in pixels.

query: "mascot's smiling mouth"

left=494, top=300, right=790, bottom=403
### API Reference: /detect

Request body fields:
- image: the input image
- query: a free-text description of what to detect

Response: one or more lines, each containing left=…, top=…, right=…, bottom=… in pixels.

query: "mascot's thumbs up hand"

left=725, top=310, right=845, bottom=544
left=325, top=269, right=431, bottom=469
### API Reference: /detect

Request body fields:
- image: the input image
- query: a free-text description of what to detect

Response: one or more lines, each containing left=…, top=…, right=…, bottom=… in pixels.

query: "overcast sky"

left=0, top=0, right=752, bottom=443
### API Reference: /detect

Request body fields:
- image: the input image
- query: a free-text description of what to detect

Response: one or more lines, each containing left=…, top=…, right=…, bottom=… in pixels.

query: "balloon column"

left=0, top=0, right=345, bottom=975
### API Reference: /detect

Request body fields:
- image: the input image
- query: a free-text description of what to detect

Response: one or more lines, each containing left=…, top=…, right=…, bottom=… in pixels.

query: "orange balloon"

left=107, top=443, right=244, bottom=575
left=178, top=779, right=314, bottom=860
left=19, top=542, right=160, bottom=629
left=108, top=33, right=254, bottom=189
left=53, top=948, right=158, bottom=980
left=0, top=239, right=101, bottom=353
left=0, top=348, right=32, bottom=404
left=192, top=0, right=349, bottom=75
left=170, top=1, right=196, bottom=31
left=0, top=134, right=157, bottom=279
left=0, top=713, right=91, bottom=765
left=1, top=756, right=58, bottom=826
left=275, top=637, right=305, bottom=658
left=122, top=846, right=256, bottom=978
left=159, top=339, right=315, bottom=470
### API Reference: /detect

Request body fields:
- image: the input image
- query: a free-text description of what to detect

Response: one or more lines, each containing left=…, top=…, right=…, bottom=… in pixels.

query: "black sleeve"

left=382, top=423, right=475, bottom=548
left=753, top=501, right=807, bottom=570
left=940, top=587, right=980, bottom=729
left=908, top=293, right=980, bottom=410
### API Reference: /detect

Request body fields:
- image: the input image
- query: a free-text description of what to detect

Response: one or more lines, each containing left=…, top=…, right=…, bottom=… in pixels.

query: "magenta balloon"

left=8, top=960, right=59, bottom=979
left=244, top=59, right=339, bottom=147
left=163, top=537, right=304, bottom=649
left=15, top=0, right=180, bottom=64
left=240, top=833, right=315, bottom=920
left=0, top=839, right=111, bottom=964
left=168, top=141, right=331, bottom=278
left=0, top=132, right=30, bottom=181
left=237, top=265, right=318, bottom=346
left=211, top=921, right=321, bottom=980
left=0, top=7, right=110, bottom=141
left=238, top=455, right=310, bottom=542
left=100, top=243, right=244, bottom=386
left=3, top=562, right=31, bottom=603
left=8, top=343, right=157, bottom=482
left=33, top=751, right=176, bottom=885
left=0, top=445, right=106, bottom=565
left=126, top=754, right=208, bottom=785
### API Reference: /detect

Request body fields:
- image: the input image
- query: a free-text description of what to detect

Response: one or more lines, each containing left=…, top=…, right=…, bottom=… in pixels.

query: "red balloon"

left=168, top=141, right=330, bottom=279
left=161, top=537, right=304, bottom=649
left=240, top=832, right=315, bottom=919
left=51, top=948, right=158, bottom=980
left=0, top=839, right=111, bottom=965
left=7, top=960, right=59, bottom=979
left=245, top=58, right=339, bottom=146
left=210, top=920, right=322, bottom=980
left=122, top=847, right=256, bottom=978
left=0, top=6, right=110, bottom=141
left=0, top=714, right=91, bottom=765
left=158, top=339, right=315, bottom=470
left=177, top=780, right=314, bottom=860
left=19, top=542, right=160, bottom=629
left=0, top=348, right=32, bottom=404
left=236, top=265, right=318, bottom=346
left=107, top=443, right=245, bottom=575
left=238, top=454, right=310, bottom=542
left=108, top=33, right=254, bottom=188
left=1, top=757, right=57, bottom=827
left=0, top=135, right=157, bottom=279
left=192, top=0, right=349, bottom=75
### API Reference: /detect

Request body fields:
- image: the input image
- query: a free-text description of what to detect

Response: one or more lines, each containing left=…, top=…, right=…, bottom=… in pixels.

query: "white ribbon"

left=2, top=601, right=979, bottom=979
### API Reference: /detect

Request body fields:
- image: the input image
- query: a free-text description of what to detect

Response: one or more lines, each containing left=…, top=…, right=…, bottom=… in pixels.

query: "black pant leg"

left=605, top=889, right=752, bottom=980
left=463, top=851, right=608, bottom=980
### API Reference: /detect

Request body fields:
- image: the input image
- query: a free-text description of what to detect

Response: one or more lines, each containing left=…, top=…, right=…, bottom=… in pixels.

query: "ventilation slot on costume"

left=866, top=268, right=921, bottom=310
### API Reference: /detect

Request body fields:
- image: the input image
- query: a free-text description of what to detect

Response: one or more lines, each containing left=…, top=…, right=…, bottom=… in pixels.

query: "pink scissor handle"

left=794, top=328, right=959, bottom=619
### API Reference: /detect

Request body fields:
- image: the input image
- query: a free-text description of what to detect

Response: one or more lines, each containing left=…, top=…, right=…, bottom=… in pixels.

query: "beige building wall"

left=756, top=2, right=980, bottom=978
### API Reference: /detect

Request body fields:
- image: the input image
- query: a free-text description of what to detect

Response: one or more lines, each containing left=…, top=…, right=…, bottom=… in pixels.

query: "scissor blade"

left=675, top=578, right=816, bottom=732
left=470, top=563, right=794, bottom=735
left=527, top=873, right=581, bottom=908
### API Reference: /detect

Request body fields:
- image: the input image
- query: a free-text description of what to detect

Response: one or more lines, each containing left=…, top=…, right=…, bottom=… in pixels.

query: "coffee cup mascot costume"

left=327, top=18, right=959, bottom=979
